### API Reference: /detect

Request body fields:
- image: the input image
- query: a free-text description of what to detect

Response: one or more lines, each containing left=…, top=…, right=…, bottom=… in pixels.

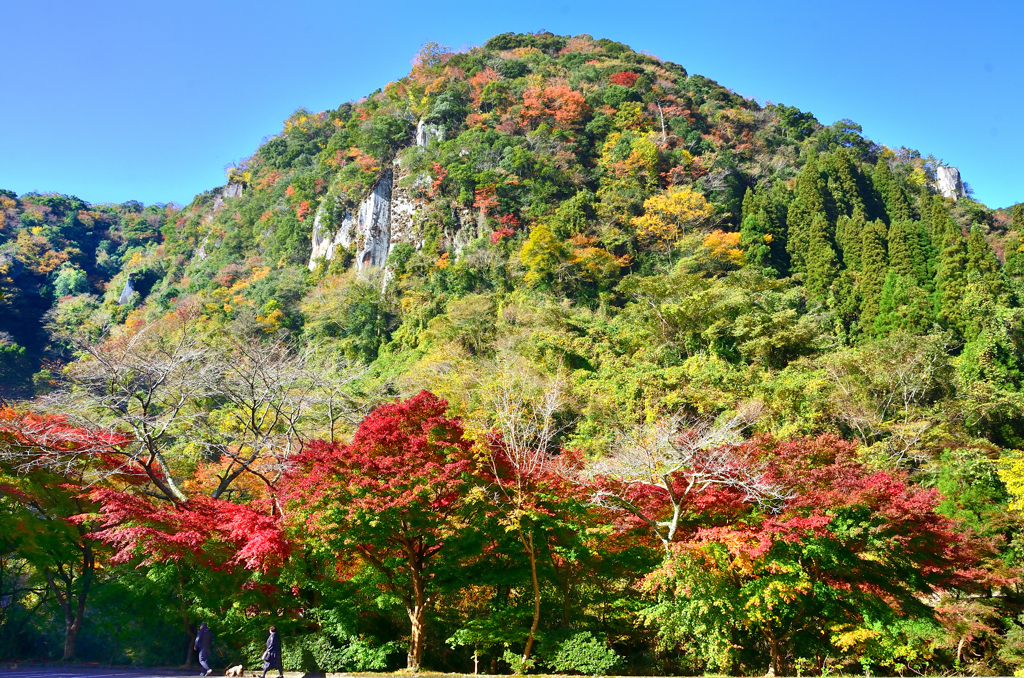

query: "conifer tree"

left=887, top=220, right=929, bottom=288
left=805, top=213, right=839, bottom=300
left=872, top=159, right=912, bottom=223
left=740, top=186, right=788, bottom=276
left=822, top=149, right=866, bottom=220
left=859, top=220, right=889, bottom=332
left=1013, top=203, right=1024, bottom=232
left=787, top=155, right=830, bottom=273
left=874, top=270, right=932, bottom=336
left=933, top=203, right=969, bottom=334
left=835, top=213, right=864, bottom=271
left=966, top=225, right=1008, bottom=302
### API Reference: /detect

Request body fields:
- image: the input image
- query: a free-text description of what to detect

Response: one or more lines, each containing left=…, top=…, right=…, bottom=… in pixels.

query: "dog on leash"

left=225, top=665, right=244, bottom=677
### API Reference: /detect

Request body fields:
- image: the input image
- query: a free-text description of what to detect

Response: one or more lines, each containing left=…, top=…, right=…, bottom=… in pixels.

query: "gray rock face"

left=415, top=119, right=444, bottom=147
left=936, top=166, right=966, bottom=200
left=117, top=277, right=134, bottom=306
left=224, top=182, right=244, bottom=199
left=309, top=168, right=406, bottom=272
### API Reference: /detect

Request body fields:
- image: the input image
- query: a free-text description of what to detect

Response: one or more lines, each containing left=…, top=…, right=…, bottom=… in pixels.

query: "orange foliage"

left=296, top=201, right=311, bottom=221
left=473, top=186, right=499, bottom=215
left=521, top=85, right=589, bottom=129
left=559, top=37, right=603, bottom=54
left=702, top=230, right=745, bottom=266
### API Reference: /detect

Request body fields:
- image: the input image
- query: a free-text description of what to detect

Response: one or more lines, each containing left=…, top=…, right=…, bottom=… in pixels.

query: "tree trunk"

left=767, top=632, right=783, bottom=677
left=48, top=542, right=94, bottom=662
left=520, top=529, right=541, bottom=664
left=406, top=569, right=427, bottom=671
left=407, top=603, right=426, bottom=671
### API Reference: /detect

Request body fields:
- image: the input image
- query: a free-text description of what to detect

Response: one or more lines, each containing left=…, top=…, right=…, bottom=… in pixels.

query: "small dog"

left=226, top=665, right=244, bottom=677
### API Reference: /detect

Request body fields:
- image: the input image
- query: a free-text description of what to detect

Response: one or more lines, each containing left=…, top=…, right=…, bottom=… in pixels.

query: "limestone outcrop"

left=415, top=119, right=444, bottom=147
left=308, top=165, right=422, bottom=272
left=117, top=276, right=134, bottom=305
left=936, top=166, right=966, bottom=200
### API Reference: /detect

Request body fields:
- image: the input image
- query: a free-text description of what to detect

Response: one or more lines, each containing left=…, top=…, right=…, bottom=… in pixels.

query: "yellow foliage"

left=631, top=187, right=714, bottom=248
left=520, top=223, right=567, bottom=287
left=701, top=230, right=745, bottom=266
left=0, top=197, right=15, bottom=209
left=613, top=102, right=646, bottom=131
left=998, top=450, right=1024, bottom=512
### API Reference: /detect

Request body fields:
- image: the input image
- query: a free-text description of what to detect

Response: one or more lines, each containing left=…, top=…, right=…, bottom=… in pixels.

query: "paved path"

left=1, top=669, right=197, bottom=678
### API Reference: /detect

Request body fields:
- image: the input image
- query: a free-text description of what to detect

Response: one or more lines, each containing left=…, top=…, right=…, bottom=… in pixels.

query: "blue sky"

left=1, top=0, right=1020, bottom=209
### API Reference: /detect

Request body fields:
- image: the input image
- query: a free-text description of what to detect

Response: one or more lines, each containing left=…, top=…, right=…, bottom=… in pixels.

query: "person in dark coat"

left=194, top=622, right=213, bottom=676
left=261, top=625, right=283, bottom=678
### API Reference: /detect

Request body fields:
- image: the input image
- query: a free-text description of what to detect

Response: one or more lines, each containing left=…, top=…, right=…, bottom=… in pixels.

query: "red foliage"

left=86, top=490, right=289, bottom=573
left=490, top=227, right=515, bottom=244
left=473, top=186, right=499, bottom=215
left=609, top=71, right=639, bottom=87
left=285, top=391, right=477, bottom=521
left=429, top=162, right=447, bottom=198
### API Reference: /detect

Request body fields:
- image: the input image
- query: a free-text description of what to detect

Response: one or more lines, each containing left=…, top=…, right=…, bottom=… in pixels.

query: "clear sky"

left=1, top=0, right=1020, bottom=209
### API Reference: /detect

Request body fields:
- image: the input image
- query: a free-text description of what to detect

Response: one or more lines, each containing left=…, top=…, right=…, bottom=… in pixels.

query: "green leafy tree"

left=872, top=159, right=912, bottom=222
left=966, top=225, right=1008, bottom=303
left=740, top=186, right=788, bottom=276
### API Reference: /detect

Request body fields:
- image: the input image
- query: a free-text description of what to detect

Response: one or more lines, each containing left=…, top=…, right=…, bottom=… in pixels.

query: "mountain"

left=4, top=31, right=1023, bottom=441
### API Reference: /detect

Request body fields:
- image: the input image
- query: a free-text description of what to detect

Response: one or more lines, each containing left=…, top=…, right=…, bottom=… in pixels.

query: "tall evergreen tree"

left=966, top=225, right=1008, bottom=302
left=787, top=155, right=830, bottom=273
left=887, top=220, right=929, bottom=288
left=933, top=202, right=969, bottom=334
left=835, top=213, right=864, bottom=271
left=859, top=220, right=889, bottom=332
left=822, top=148, right=866, bottom=220
left=874, top=270, right=932, bottom=336
left=872, top=159, right=912, bottom=223
left=805, top=213, right=839, bottom=300
left=740, top=186, right=788, bottom=276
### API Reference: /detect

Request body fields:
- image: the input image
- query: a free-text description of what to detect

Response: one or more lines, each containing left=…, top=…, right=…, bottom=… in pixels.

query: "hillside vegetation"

left=3, top=31, right=1024, bottom=676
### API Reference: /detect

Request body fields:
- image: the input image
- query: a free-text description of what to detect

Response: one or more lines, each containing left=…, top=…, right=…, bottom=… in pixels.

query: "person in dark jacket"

left=194, top=622, right=213, bottom=676
left=261, top=625, right=283, bottom=678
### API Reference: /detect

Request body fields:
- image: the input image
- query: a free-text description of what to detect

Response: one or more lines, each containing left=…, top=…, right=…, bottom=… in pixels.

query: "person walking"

left=194, top=622, right=213, bottom=677
left=261, top=625, right=283, bottom=678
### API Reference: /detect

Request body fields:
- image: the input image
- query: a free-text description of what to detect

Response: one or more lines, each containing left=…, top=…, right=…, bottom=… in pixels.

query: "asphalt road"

left=1, top=669, right=198, bottom=678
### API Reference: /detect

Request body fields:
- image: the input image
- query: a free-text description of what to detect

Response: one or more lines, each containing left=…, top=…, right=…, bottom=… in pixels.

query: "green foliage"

left=545, top=633, right=621, bottom=675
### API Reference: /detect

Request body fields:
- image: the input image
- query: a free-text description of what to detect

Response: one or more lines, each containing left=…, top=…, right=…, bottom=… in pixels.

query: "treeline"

left=0, top=381, right=1010, bottom=675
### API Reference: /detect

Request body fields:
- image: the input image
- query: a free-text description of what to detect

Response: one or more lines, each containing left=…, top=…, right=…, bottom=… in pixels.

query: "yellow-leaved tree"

left=998, top=450, right=1024, bottom=512
left=630, top=187, right=714, bottom=249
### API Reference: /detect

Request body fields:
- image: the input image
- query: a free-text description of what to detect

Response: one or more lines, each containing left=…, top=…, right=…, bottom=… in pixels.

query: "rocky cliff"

left=936, top=166, right=966, bottom=200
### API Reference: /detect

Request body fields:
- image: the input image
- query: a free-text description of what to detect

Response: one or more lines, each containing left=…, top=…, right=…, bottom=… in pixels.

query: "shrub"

left=546, top=632, right=621, bottom=675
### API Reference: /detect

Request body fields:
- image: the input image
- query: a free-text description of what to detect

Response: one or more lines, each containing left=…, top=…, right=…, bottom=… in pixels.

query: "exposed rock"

left=224, top=182, right=244, bottom=199
left=117, top=277, right=134, bottom=306
left=936, top=166, right=966, bottom=200
left=309, top=169, right=399, bottom=272
left=415, top=119, right=444, bottom=147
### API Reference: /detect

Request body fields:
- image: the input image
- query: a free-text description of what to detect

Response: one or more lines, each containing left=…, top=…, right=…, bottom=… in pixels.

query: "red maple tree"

left=283, top=390, right=484, bottom=670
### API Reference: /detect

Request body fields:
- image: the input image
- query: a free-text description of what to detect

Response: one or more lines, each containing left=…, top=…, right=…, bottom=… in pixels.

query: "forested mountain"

left=4, top=31, right=1024, bottom=676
